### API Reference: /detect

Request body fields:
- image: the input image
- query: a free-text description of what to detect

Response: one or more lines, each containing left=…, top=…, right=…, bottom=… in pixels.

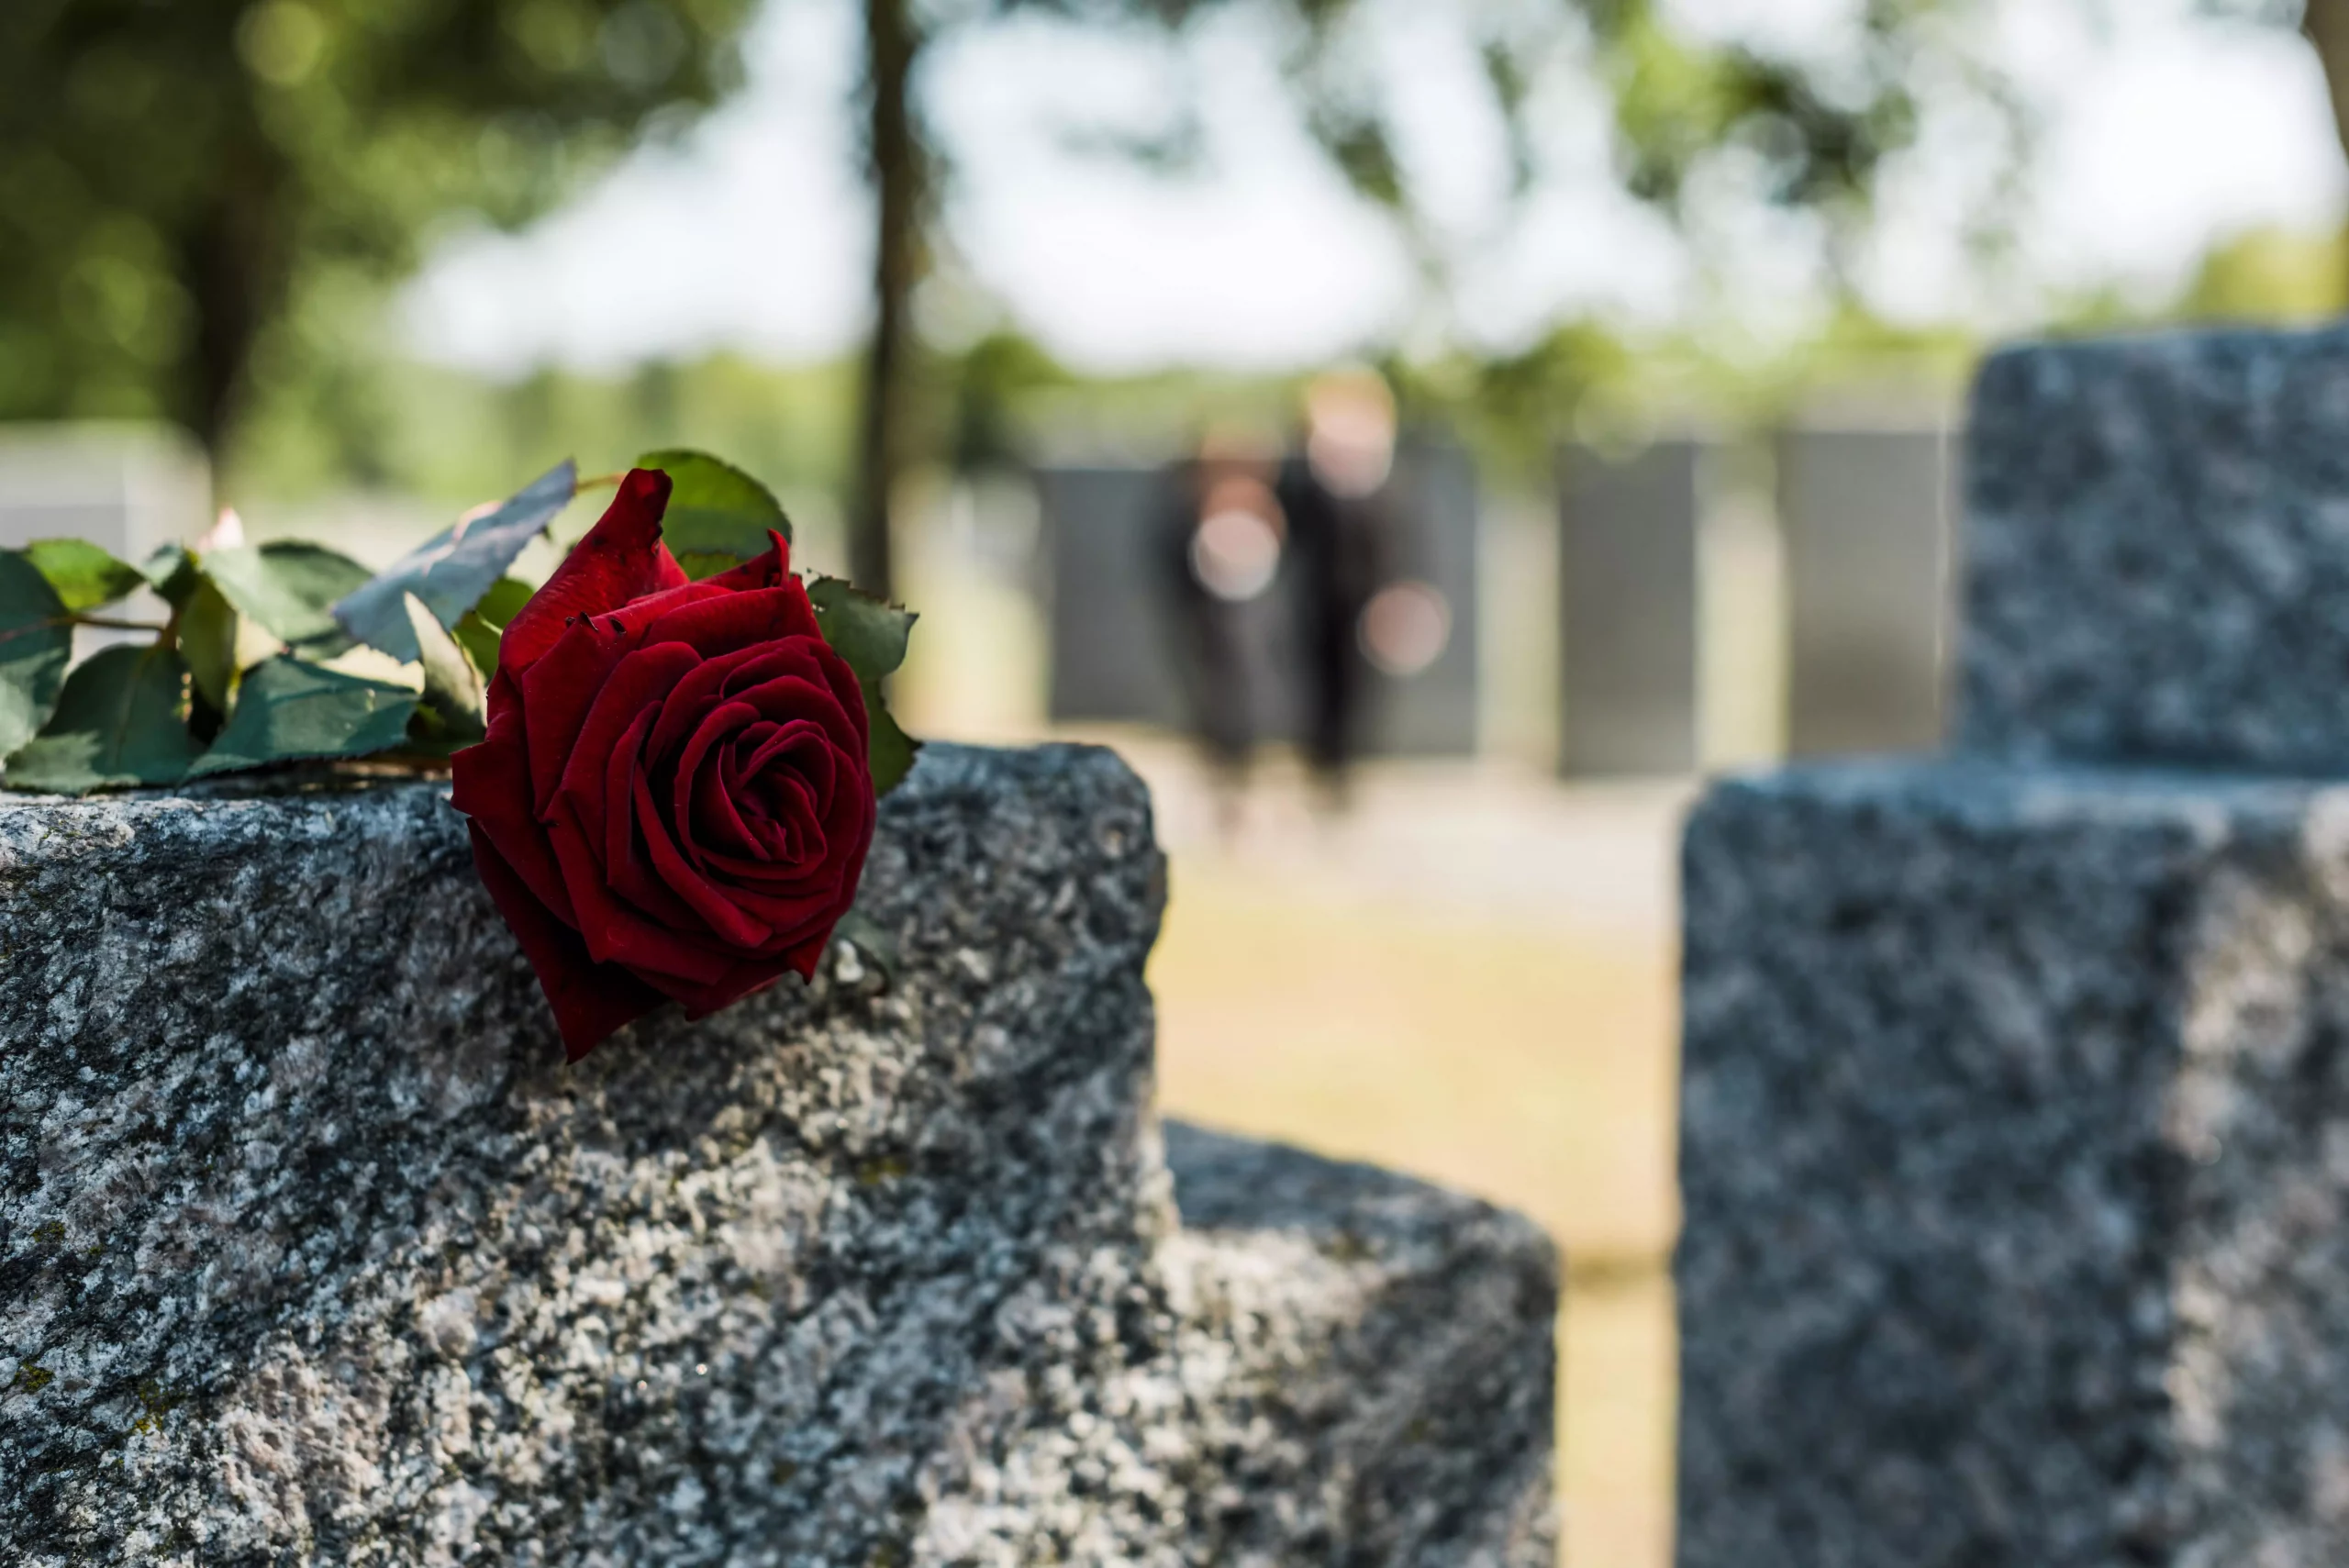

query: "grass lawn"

left=1150, top=847, right=1680, bottom=1568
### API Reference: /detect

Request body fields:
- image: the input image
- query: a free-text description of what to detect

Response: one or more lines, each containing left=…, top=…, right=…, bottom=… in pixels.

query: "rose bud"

left=451, top=468, right=875, bottom=1060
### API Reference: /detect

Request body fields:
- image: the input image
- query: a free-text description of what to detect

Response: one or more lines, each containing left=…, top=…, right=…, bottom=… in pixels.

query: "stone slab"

left=0, top=423, right=207, bottom=558
left=0, top=425, right=207, bottom=663
left=1558, top=439, right=1702, bottom=776
left=1678, top=756, right=2349, bottom=1567
left=1776, top=425, right=1953, bottom=756
left=1, top=744, right=1554, bottom=1565
left=1959, top=325, right=2349, bottom=772
left=931, top=1124, right=1561, bottom=1568
left=1150, top=1125, right=1557, bottom=1568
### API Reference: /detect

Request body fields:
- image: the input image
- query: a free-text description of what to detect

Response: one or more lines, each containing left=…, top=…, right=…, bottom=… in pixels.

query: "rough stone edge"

left=1162, top=1121, right=1561, bottom=1568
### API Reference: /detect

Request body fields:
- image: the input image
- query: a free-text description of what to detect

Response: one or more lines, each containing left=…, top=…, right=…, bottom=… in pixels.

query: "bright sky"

left=399, top=0, right=2349, bottom=377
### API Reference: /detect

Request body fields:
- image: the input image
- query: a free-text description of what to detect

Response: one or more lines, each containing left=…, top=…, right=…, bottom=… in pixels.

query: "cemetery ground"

left=1080, top=733, right=1687, bottom=1568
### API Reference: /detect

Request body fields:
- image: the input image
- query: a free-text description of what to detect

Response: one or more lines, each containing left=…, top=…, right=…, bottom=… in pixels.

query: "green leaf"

left=635, top=449, right=791, bottom=571
left=807, top=574, right=920, bottom=798
left=179, top=578, right=239, bottom=715
left=332, top=462, right=576, bottom=662
left=188, top=656, right=418, bottom=779
left=451, top=574, right=533, bottom=680
left=674, top=550, right=749, bottom=582
left=473, top=574, right=534, bottom=628
left=404, top=593, right=484, bottom=741
left=139, top=543, right=201, bottom=611
left=204, top=542, right=373, bottom=654
left=807, top=576, right=915, bottom=684
left=0, top=550, right=73, bottom=759
left=5, top=643, right=198, bottom=795
left=865, top=698, right=919, bottom=798
left=24, top=539, right=144, bottom=613
left=451, top=613, right=498, bottom=683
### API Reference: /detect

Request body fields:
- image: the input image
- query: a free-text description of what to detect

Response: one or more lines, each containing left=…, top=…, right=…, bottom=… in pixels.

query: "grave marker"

left=1678, top=325, right=2349, bottom=1565
left=1558, top=438, right=1703, bottom=775
left=1776, top=423, right=1954, bottom=756
left=3, top=744, right=1557, bottom=1564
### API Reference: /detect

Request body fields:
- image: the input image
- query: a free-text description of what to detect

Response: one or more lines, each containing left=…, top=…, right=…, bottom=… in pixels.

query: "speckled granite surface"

left=1678, top=760, right=2349, bottom=1568
left=1961, top=325, right=2349, bottom=771
left=0, top=745, right=1555, bottom=1567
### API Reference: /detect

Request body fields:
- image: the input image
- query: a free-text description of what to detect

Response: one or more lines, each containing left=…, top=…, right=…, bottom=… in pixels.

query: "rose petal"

left=521, top=618, right=632, bottom=818
left=701, top=530, right=792, bottom=590
left=619, top=532, right=805, bottom=629
left=451, top=672, right=577, bottom=926
left=545, top=804, right=735, bottom=984
left=467, top=824, right=663, bottom=1062
left=637, top=739, right=776, bottom=949
left=689, top=733, right=767, bottom=859
left=552, top=639, right=701, bottom=833
left=640, top=583, right=823, bottom=662
left=674, top=921, right=842, bottom=1019
left=671, top=696, right=761, bottom=858
left=641, top=643, right=792, bottom=765
left=500, top=468, right=686, bottom=673
left=597, top=706, right=705, bottom=934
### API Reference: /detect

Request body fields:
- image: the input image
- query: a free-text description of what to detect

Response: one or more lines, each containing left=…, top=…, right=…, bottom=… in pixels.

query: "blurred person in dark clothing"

left=1277, top=370, right=1399, bottom=807
left=1154, top=428, right=1286, bottom=840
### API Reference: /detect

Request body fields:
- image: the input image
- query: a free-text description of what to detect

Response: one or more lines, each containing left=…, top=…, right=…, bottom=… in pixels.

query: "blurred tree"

left=2181, top=224, right=2349, bottom=321
left=2200, top=1, right=2349, bottom=296
left=847, top=0, right=2027, bottom=596
left=0, top=0, right=754, bottom=493
left=2289, top=0, right=2349, bottom=161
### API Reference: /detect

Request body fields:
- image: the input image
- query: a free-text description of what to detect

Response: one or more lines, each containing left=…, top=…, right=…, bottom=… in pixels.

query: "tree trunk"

left=2305, top=0, right=2349, bottom=310
left=183, top=207, right=261, bottom=478
left=177, top=135, right=285, bottom=497
left=852, top=0, right=922, bottom=601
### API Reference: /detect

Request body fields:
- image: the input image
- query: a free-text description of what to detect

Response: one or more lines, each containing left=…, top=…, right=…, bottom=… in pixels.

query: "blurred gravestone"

left=1775, top=423, right=1954, bottom=756
left=0, top=424, right=208, bottom=559
left=1035, top=465, right=1192, bottom=731
left=1034, top=446, right=1478, bottom=756
left=1557, top=439, right=1702, bottom=776
left=1679, top=324, right=2349, bottom=1567
left=1376, top=441, right=1480, bottom=756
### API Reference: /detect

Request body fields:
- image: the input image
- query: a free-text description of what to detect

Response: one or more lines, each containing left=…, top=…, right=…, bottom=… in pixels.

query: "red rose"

left=451, top=468, right=875, bottom=1060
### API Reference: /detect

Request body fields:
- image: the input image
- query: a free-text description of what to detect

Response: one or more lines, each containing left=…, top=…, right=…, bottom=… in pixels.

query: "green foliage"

left=451, top=576, right=532, bottom=677
left=453, top=575, right=535, bottom=678
left=24, top=539, right=143, bottom=613
left=334, top=461, right=578, bottom=661
left=203, top=541, right=373, bottom=654
left=6, top=644, right=201, bottom=794
left=2178, top=225, right=2349, bottom=325
left=404, top=593, right=485, bottom=742
left=188, top=656, right=417, bottom=779
left=0, top=551, right=73, bottom=758
left=862, top=705, right=920, bottom=800
left=179, top=578, right=240, bottom=715
left=0, top=449, right=919, bottom=801
left=807, top=576, right=916, bottom=682
left=0, top=0, right=758, bottom=452
left=636, top=448, right=791, bottom=574
left=807, top=576, right=920, bottom=796
left=139, top=543, right=202, bottom=610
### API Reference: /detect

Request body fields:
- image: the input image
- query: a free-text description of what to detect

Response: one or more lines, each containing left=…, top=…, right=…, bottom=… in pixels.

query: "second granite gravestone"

left=1680, top=323, right=2349, bottom=1567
